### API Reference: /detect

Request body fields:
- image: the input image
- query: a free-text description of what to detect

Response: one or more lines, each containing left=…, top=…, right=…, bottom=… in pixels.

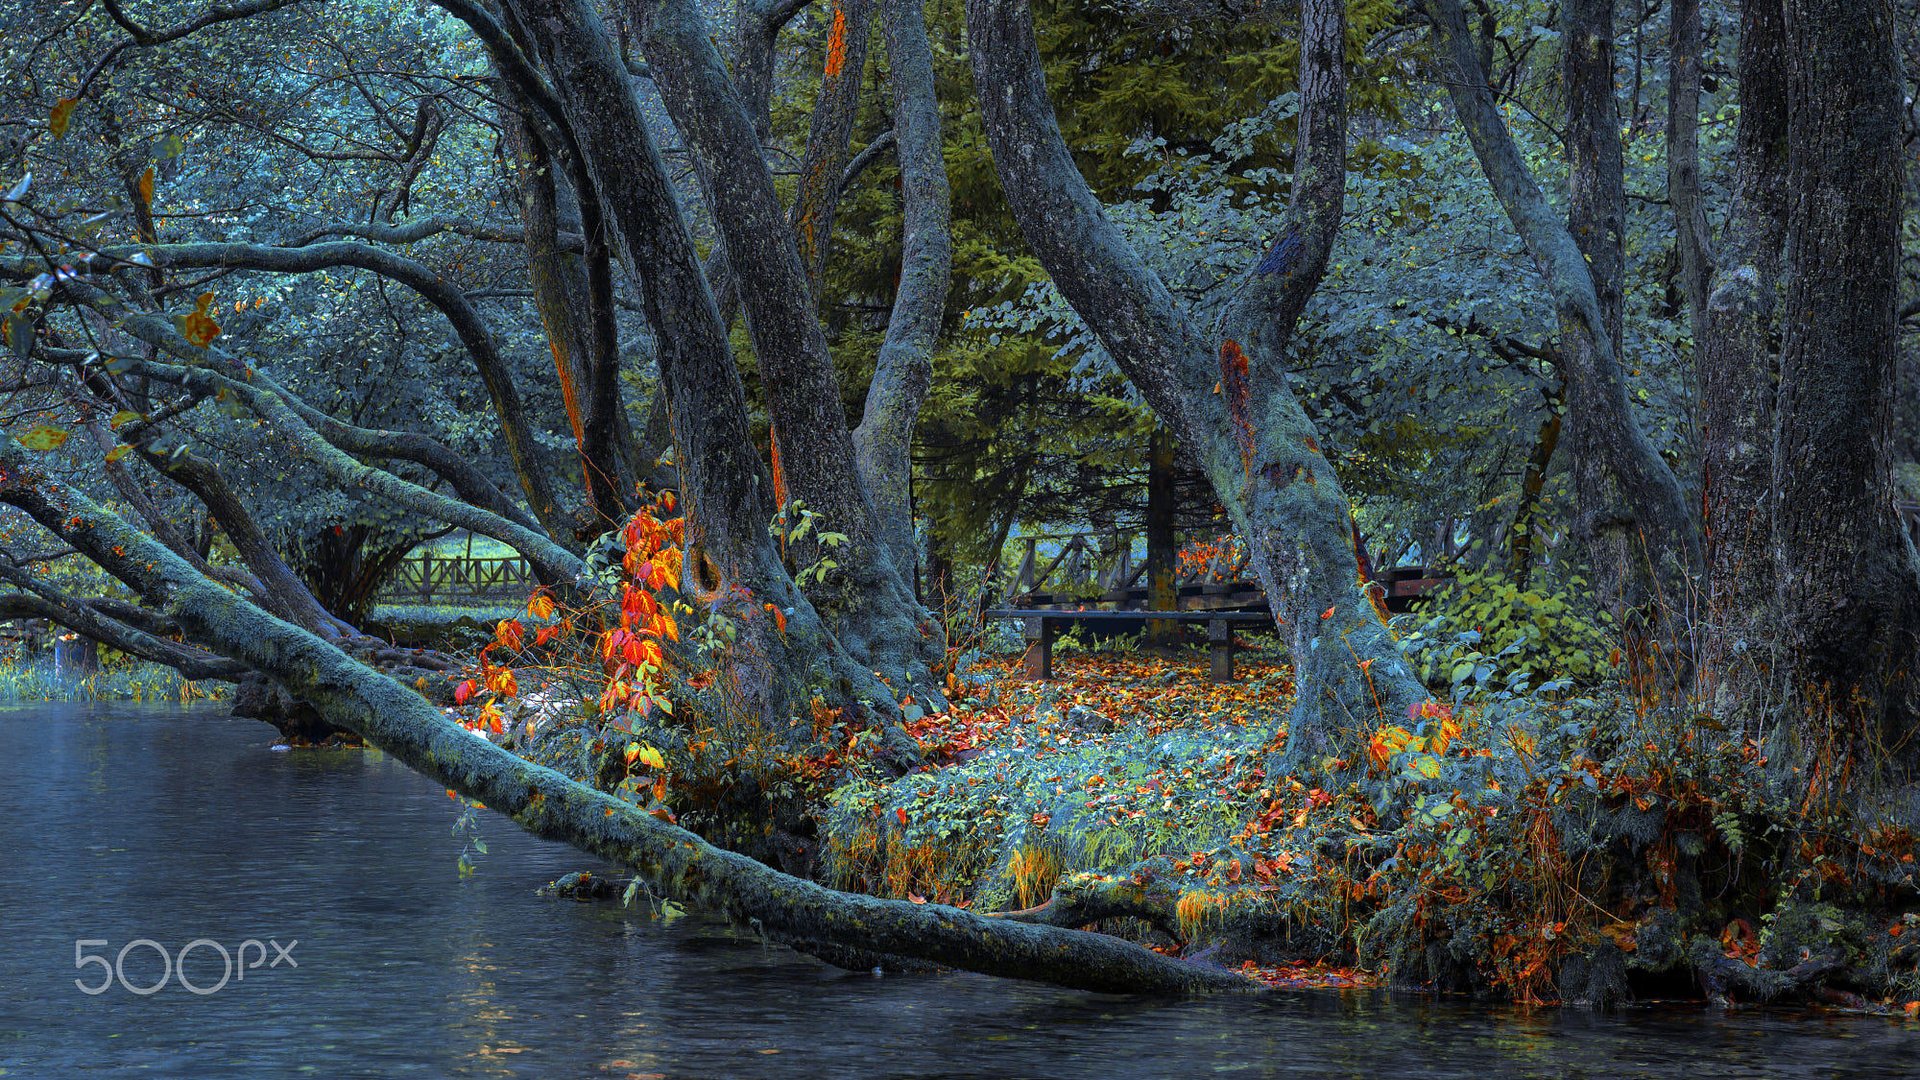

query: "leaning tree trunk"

left=1424, top=0, right=1699, bottom=640
left=498, top=79, right=637, bottom=528
left=970, top=0, right=1429, bottom=764
left=0, top=431, right=1250, bottom=996
left=1695, top=0, right=1789, bottom=730
left=1771, top=0, right=1920, bottom=767
left=787, top=0, right=874, bottom=297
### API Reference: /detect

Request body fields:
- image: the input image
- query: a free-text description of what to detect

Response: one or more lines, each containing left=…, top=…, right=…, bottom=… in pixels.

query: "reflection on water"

left=0, top=705, right=1913, bottom=1078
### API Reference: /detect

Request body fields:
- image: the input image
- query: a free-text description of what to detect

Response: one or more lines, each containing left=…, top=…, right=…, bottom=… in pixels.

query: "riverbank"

left=0, top=654, right=223, bottom=703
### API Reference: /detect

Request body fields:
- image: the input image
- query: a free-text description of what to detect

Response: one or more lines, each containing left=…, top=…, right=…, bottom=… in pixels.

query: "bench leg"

left=1022, top=617, right=1055, bottom=680
left=1208, top=618, right=1234, bottom=683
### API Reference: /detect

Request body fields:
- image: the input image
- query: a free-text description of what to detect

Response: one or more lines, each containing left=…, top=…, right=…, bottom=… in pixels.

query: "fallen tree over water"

left=0, top=438, right=1250, bottom=995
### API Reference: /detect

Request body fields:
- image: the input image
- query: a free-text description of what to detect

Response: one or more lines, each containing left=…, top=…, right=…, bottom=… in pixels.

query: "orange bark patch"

left=769, top=424, right=789, bottom=507
left=824, top=5, right=849, bottom=79
left=1218, top=339, right=1255, bottom=480
left=547, top=335, right=587, bottom=445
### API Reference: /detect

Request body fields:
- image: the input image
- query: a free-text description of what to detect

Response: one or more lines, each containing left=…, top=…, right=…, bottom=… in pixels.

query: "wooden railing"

left=379, top=552, right=531, bottom=604
left=987, top=533, right=1252, bottom=605
left=984, top=531, right=1444, bottom=615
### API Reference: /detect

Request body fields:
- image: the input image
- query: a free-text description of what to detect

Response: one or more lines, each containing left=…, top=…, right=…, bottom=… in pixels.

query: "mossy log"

left=0, top=438, right=1251, bottom=996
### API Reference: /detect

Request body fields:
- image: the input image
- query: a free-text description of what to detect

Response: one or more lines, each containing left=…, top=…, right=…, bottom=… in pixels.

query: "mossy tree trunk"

left=0, top=435, right=1250, bottom=996
left=621, top=0, right=944, bottom=700
left=1695, top=0, right=1790, bottom=730
left=969, top=0, right=1429, bottom=762
left=1424, top=0, right=1699, bottom=643
left=498, top=0, right=923, bottom=760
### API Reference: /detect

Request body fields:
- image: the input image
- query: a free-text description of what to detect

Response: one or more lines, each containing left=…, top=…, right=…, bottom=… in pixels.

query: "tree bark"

left=1423, top=0, right=1699, bottom=637
left=852, top=0, right=952, bottom=581
left=1145, top=424, right=1180, bottom=650
left=1565, top=0, right=1626, bottom=349
left=508, top=0, right=922, bottom=759
left=498, top=81, right=637, bottom=528
left=788, top=0, right=874, bottom=297
left=1772, top=0, right=1920, bottom=761
left=624, top=0, right=941, bottom=693
left=1696, top=0, right=1790, bottom=727
left=1667, top=0, right=1713, bottom=346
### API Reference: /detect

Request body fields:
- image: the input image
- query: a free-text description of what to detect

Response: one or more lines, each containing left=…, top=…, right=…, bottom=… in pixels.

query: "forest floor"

left=822, top=641, right=1383, bottom=989
left=814, top=642, right=1920, bottom=1007
left=477, top=619, right=1919, bottom=1009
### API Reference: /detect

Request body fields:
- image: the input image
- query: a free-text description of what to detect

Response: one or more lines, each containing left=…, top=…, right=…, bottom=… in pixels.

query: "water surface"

left=0, top=705, right=1913, bottom=1077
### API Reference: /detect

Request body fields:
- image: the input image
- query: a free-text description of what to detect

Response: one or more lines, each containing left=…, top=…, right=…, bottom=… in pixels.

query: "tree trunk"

left=1696, top=0, right=1790, bottom=728
left=852, top=0, right=952, bottom=582
left=1667, top=0, right=1713, bottom=346
left=1424, top=0, right=1699, bottom=637
left=1145, top=424, right=1180, bottom=650
left=498, top=83, right=636, bottom=528
left=1772, top=0, right=1920, bottom=764
left=625, top=0, right=942, bottom=695
left=509, top=0, right=921, bottom=760
left=970, top=0, right=1429, bottom=764
left=1565, top=0, right=1626, bottom=349
left=788, top=0, right=874, bottom=297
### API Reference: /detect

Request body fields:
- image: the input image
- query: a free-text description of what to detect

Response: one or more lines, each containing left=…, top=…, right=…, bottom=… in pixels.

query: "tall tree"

left=1695, top=0, right=1790, bottom=724
left=969, top=0, right=1427, bottom=758
left=1422, top=0, right=1699, bottom=642
left=1772, top=0, right=1920, bottom=764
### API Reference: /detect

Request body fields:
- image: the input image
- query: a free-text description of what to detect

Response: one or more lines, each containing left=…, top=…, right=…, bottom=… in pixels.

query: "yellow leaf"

left=136, top=166, right=155, bottom=208
left=18, top=425, right=69, bottom=451
left=49, top=98, right=78, bottom=140
left=108, top=409, right=142, bottom=429
left=104, top=443, right=134, bottom=463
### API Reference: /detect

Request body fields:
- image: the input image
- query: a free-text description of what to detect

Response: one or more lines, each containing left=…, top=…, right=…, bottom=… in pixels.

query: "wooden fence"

left=985, top=531, right=1444, bottom=614
left=380, top=552, right=532, bottom=604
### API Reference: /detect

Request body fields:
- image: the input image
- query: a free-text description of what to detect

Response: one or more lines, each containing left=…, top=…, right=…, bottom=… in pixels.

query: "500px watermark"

left=74, top=937, right=297, bottom=996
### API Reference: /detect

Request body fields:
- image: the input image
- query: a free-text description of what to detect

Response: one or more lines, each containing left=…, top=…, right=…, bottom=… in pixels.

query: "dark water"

left=0, top=705, right=1915, bottom=1078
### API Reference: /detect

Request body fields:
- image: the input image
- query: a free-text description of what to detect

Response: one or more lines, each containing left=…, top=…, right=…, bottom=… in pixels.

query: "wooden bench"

left=982, top=608, right=1273, bottom=683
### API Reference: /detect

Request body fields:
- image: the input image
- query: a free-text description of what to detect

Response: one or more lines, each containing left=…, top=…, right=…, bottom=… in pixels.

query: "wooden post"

left=419, top=551, right=433, bottom=602
left=1013, top=538, right=1037, bottom=594
left=1207, top=617, right=1234, bottom=683
left=1022, top=616, right=1054, bottom=680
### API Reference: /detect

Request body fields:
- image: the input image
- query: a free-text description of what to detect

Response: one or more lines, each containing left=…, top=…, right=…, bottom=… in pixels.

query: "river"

left=0, top=705, right=1911, bottom=1077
